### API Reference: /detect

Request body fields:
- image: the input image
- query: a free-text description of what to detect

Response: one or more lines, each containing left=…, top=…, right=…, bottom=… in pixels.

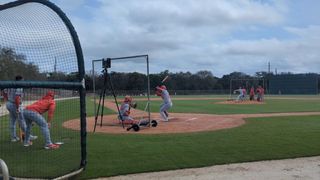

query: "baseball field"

left=1, top=95, right=320, bottom=179
left=75, top=95, right=320, bottom=179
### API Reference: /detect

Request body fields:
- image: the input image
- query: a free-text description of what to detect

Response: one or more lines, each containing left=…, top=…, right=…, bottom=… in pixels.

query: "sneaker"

left=23, top=141, right=33, bottom=147
left=11, top=137, right=20, bottom=142
left=44, top=144, right=60, bottom=150
left=30, top=135, right=38, bottom=141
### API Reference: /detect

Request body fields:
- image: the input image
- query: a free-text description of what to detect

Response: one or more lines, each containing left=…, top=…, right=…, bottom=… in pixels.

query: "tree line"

left=1, top=47, right=319, bottom=94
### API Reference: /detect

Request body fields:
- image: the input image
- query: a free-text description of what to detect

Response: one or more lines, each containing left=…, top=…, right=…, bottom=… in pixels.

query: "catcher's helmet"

left=124, top=95, right=132, bottom=102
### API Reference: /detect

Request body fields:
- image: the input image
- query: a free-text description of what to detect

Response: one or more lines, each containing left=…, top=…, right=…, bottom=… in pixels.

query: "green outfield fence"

left=269, top=74, right=318, bottom=94
left=0, top=0, right=86, bottom=179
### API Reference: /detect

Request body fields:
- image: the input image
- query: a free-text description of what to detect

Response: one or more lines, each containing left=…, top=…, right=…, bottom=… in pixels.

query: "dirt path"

left=95, top=156, right=320, bottom=180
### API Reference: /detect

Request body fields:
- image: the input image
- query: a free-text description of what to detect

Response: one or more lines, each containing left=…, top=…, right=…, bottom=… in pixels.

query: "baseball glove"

left=131, top=102, right=137, bottom=108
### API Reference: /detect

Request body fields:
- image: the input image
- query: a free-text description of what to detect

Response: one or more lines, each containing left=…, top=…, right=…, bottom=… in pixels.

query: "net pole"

left=92, top=60, right=96, bottom=115
left=146, top=55, right=151, bottom=126
left=229, top=79, right=233, bottom=100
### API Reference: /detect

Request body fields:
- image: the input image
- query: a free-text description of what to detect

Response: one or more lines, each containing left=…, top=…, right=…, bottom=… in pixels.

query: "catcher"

left=119, top=95, right=138, bottom=125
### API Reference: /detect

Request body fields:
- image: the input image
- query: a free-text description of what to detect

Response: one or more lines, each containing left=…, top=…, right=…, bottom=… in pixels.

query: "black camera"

left=102, top=58, right=111, bottom=69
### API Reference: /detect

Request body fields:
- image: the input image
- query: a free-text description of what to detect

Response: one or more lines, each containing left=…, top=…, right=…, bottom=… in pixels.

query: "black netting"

left=0, top=1, right=85, bottom=179
left=0, top=2, right=78, bottom=78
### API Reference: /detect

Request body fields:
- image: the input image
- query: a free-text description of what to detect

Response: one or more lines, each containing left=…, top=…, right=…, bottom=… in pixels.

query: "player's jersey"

left=250, top=88, right=255, bottom=96
left=238, top=88, right=244, bottom=96
left=120, top=103, right=130, bottom=116
left=242, top=89, right=247, bottom=95
left=25, top=94, right=56, bottom=121
left=161, top=90, right=172, bottom=104
left=6, top=88, right=23, bottom=103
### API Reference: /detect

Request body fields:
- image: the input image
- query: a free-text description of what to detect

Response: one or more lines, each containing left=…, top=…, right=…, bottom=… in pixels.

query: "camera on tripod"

left=102, top=58, right=111, bottom=69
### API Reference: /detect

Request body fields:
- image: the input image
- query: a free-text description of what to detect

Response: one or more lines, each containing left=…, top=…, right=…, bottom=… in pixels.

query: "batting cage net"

left=91, top=55, right=152, bottom=131
left=0, top=0, right=86, bottom=179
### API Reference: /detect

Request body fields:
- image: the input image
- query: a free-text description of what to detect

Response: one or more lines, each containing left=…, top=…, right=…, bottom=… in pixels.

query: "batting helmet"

left=160, top=85, right=167, bottom=90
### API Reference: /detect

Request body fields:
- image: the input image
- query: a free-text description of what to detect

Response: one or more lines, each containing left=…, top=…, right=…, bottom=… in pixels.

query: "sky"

left=1, top=0, right=320, bottom=77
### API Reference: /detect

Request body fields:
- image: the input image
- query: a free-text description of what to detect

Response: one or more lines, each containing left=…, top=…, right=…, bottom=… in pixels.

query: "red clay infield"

left=63, top=98, right=320, bottom=134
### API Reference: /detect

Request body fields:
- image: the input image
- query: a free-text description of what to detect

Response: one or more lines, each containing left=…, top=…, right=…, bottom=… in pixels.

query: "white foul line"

left=186, top=117, right=197, bottom=122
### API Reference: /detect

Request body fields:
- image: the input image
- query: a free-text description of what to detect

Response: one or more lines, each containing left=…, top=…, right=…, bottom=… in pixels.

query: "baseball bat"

left=17, top=112, right=23, bottom=142
left=127, top=123, right=140, bottom=131
left=127, top=124, right=134, bottom=131
left=161, top=75, right=169, bottom=83
left=127, top=126, right=133, bottom=131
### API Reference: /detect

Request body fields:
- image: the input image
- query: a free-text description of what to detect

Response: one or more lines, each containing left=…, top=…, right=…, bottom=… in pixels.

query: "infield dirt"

left=63, top=98, right=320, bottom=134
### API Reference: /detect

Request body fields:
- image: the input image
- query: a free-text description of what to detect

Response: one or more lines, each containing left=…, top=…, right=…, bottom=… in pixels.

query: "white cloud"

left=72, top=0, right=289, bottom=76
left=1, top=0, right=319, bottom=77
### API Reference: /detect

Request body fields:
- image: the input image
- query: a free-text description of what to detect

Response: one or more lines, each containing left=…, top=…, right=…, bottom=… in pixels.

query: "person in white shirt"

left=156, top=85, right=173, bottom=122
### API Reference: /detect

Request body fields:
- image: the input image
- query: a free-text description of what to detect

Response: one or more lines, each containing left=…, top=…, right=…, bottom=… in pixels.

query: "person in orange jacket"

left=22, top=91, right=59, bottom=150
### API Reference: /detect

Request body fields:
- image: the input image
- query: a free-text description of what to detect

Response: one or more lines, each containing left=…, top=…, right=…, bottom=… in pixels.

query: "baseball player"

left=233, top=86, right=244, bottom=101
left=156, top=85, right=172, bottom=122
left=22, top=91, right=59, bottom=149
left=256, top=86, right=265, bottom=102
left=5, top=75, right=37, bottom=142
left=242, top=88, right=247, bottom=100
left=119, top=95, right=138, bottom=125
left=249, top=87, right=255, bottom=101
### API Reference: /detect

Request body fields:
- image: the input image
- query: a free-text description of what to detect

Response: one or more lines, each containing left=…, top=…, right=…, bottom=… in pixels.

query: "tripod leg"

left=100, top=87, right=107, bottom=127
left=93, top=71, right=108, bottom=132
left=107, top=71, right=125, bottom=129
left=93, top=87, right=103, bottom=132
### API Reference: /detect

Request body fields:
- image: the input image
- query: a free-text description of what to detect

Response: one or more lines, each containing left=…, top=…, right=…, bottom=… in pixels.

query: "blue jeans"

left=23, top=109, right=52, bottom=146
left=6, top=102, right=26, bottom=139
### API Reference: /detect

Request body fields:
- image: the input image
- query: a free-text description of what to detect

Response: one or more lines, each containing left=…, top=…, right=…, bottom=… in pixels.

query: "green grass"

left=1, top=96, right=320, bottom=179
left=79, top=115, right=320, bottom=179
left=136, top=99, right=320, bottom=114
left=0, top=98, right=112, bottom=179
